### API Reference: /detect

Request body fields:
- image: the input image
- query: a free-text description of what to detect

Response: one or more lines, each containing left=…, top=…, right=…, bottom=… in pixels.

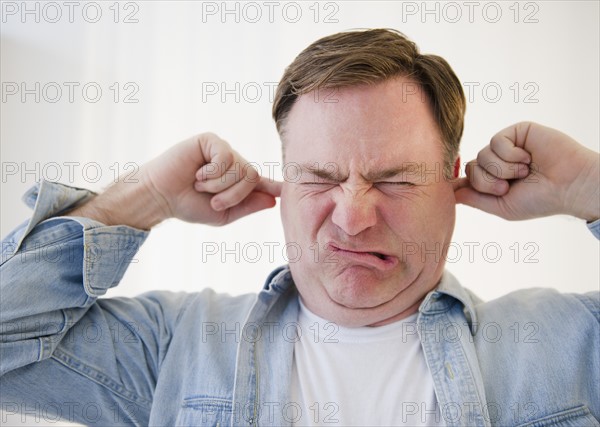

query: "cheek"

left=382, top=188, right=456, bottom=239
left=429, top=186, right=456, bottom=221
left=414, top=188, right=456, bottom=239
left=280, top=185, right=334, bottom=240
left=279, top=185, right=295, bottom=238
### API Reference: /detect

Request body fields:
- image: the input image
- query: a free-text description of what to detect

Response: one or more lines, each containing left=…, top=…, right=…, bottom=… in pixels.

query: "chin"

left=291, top=262, right=427, bottom=326
left=324, top=302, right=408, bottom=328
left=331, top=265, right=414, bottom=297
left=327, top=282, right=397, bottom=309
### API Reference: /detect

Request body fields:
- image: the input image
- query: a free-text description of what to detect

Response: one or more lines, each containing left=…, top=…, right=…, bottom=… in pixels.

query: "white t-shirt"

left=290, top=298, right=445, bottom=426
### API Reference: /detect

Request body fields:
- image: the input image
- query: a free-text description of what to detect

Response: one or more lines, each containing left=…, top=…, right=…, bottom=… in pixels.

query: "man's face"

left=279, top=76, right=457, bottom=327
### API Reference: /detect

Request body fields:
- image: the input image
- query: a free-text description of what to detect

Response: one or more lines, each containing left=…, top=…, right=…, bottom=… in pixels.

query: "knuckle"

left=470, top=174, right=486, bottom=191
left=245, top=165, right=259, bottom=181
left=490, top=137, right=502, bottom=152
left=202, top=131, right=218, bottom=139
left=476, top=151, right=486, bottom=165
left=201, top=180, right=220, bottom=193
left=516, top=121, right=534, bottom=131
left=221, top=150, right=234, bottom=167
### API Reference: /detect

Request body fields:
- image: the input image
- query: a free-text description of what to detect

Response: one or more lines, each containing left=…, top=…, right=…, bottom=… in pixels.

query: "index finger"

left=256, top=177, right=282, bottom=198
left=452, top=176, right=471, bottom=193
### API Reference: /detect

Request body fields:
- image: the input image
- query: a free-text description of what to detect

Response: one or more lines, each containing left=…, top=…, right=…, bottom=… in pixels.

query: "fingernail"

left=494, top=180, right=508, bottom=194
left=518, top=164, right=530, bottom=177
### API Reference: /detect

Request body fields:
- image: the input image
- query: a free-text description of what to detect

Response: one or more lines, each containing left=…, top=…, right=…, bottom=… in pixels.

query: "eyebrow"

left=299, top=163, right=425, bottom=182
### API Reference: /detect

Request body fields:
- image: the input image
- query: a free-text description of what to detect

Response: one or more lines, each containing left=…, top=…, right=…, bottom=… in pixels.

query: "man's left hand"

left=454, top=121, right=599, bottom=222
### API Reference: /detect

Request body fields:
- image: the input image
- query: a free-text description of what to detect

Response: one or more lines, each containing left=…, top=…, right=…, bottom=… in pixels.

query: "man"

left=1, top=29, right=598, bottom=426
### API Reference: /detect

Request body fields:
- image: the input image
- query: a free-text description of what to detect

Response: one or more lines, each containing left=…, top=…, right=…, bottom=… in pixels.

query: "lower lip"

left=328, top=245, right=398, bottom=271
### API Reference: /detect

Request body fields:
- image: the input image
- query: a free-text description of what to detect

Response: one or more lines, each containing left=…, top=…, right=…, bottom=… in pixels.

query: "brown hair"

left=272, top=28, right=466, bottom=177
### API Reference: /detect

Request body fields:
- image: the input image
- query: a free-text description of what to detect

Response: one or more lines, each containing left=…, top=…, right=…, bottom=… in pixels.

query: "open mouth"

left=368, top=251, right=387, bottom=260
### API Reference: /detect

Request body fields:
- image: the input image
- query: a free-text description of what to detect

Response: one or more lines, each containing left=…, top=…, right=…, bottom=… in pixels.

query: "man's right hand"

left=68, top=133, right=282, bottom=229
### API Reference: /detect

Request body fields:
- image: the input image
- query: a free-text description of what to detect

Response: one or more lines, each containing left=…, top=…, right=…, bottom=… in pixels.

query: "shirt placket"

left=419, top=294, right=491, bottom=427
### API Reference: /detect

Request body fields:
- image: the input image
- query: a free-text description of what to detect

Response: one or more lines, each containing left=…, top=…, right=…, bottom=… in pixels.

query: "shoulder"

left=471, top=287, right=599, bottom=367
left=95, top=288, right=261, bottom=330
left=475, top=287, right=599, bottom=325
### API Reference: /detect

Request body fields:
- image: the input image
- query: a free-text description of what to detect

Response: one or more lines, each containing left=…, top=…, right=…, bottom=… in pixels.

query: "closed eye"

left=376, top=181, right=415, bottom=187
left=375, top=181, right=420, bottom=198
left=300, top=181, right=336, bottom=186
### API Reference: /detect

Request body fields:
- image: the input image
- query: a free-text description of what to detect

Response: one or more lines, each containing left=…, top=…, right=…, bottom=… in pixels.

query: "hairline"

left=277, top=75, right=456, bottom=174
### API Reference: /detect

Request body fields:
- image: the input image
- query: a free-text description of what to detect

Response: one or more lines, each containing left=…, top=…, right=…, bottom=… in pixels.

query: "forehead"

left=283, top=77, right=444, bottom=169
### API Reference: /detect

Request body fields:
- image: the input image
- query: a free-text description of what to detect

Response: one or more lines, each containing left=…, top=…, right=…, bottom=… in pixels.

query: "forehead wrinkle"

left=362, top=164, right=425, bottom=181
left=299, top=161, right=426, bottom=183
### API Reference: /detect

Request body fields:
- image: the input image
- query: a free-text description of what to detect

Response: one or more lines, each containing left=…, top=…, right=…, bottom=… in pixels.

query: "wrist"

left=565, top=154, right=600, bottom=222
left=67, top=173, right=168, bottom=230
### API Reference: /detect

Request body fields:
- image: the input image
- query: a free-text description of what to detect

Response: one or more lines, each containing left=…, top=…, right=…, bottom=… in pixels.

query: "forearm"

left=66, top=172, right=168, bottom=231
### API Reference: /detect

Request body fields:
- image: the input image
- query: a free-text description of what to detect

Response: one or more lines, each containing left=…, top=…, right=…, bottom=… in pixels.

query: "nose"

left=331, top=186, right=378, bottom=236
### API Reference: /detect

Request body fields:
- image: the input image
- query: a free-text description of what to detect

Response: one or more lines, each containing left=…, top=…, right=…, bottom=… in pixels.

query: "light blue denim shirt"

left=1, top=180, right=599, bottom=426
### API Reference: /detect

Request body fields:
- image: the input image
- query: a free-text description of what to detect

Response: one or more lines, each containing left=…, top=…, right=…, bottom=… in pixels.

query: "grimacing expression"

left=279, top=77, right=458, bottom=327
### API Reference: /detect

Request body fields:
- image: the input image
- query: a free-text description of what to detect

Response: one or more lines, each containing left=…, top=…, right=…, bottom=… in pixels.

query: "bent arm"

left=0, top=133, right=281, bottom=424
left=0, top=180, right=171, bottom=425
left=1, top=181, right=149, bottom=375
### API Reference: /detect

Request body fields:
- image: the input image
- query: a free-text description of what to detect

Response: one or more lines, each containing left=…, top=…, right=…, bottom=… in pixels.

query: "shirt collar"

left=261, top=266, right=480, bottom=334
left=419, top=270, right=481, bottom=334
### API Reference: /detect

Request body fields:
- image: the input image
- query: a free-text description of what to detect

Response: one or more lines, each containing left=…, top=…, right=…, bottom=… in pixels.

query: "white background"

left=1, top=1, right=599, bottom=425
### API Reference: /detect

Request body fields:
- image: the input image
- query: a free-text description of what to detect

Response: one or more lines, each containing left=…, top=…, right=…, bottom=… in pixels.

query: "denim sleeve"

left=588, top=218, right=600, bottom=240
left=0, top=181, right=187, bottom=425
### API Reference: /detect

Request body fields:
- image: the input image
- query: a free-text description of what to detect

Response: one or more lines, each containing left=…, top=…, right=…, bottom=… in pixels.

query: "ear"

left=453, top=156, right=461, bottom=179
